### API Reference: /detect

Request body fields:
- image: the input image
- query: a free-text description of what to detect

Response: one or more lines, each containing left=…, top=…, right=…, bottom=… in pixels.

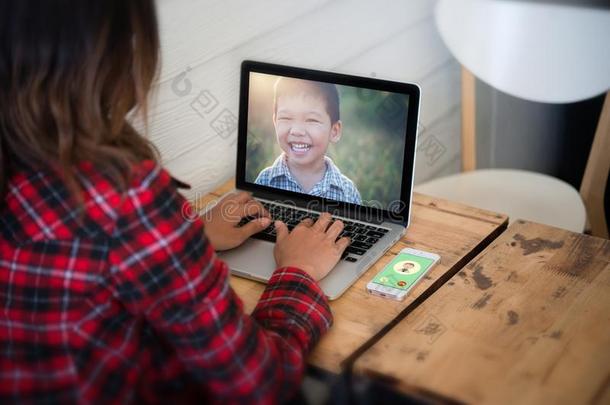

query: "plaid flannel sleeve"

left=108, top=162, right=333, bottom=403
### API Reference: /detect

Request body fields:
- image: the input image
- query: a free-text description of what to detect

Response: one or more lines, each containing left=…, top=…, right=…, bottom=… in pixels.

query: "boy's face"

left=273, top=91, right=342, bottom=168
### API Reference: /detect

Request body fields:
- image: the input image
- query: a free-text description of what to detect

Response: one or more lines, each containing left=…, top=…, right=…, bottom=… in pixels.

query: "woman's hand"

left=274, top=213, right=351, bottom=281
left=202, top=191, right=271, bottom=251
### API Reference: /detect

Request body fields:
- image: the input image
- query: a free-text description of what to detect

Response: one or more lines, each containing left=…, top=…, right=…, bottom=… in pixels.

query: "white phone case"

left=366, top=247, right=440, bottom=301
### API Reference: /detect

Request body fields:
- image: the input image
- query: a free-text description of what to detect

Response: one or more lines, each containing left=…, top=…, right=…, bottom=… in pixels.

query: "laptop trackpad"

left=217, top=239, right=276, bottom=281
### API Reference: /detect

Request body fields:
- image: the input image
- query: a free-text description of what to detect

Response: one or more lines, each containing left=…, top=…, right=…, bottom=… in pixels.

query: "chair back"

left=580, top=91, right=610, bottom=238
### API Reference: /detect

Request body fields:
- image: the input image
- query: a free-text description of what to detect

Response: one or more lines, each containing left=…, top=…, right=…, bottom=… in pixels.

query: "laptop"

left=218, top=60, right=421, bottom=300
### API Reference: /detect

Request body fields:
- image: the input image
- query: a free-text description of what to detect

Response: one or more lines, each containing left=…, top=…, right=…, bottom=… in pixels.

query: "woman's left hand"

left=201, top=191, right=271, bottom=251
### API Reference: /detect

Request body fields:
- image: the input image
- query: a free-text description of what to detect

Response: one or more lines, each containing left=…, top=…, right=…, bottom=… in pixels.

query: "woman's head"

left=0, top=0, right=160, bottom=203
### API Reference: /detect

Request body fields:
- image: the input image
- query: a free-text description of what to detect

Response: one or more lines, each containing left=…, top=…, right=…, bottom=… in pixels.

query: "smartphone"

left=366, top=248, right=440, bottom=301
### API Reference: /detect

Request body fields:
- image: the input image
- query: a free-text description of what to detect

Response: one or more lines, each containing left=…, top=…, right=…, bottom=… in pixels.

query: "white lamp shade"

left=435, top=0, right=610, bottom=103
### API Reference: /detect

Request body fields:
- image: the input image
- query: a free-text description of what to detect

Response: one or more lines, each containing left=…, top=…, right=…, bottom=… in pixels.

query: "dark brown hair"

left=0, top=0, right=160, bottom=205
left=273, top=78, right=340, bottom=123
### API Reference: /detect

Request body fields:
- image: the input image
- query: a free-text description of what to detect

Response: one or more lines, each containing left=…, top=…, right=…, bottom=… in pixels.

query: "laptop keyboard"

left=237, top=201, right=389, bottom=262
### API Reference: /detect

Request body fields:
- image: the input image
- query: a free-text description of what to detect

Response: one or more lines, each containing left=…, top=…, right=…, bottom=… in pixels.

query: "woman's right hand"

left=273, top=212, right=351, bottom=281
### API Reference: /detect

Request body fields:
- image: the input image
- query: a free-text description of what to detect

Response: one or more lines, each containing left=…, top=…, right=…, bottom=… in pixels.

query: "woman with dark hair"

left=0, top=1, right=349, bottom=403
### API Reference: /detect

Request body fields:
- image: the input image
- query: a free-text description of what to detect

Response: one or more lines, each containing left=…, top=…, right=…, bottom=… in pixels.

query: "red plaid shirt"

left=0, top=160, right=332, bottom=404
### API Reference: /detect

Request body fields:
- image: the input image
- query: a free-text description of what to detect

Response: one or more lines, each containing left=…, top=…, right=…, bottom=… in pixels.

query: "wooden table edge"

left=192, top=178, right=511, bottom=375
left=340, top=216, right=509, bottom=371
left=349, top=220, right=610, bottom=404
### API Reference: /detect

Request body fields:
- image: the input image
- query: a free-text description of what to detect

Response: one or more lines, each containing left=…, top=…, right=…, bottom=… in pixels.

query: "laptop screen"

left=243, top=71, right=411, bottom=212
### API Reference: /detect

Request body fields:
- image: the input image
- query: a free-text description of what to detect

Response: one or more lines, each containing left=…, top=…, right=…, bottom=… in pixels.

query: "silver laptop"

left=219, top=61, right=421, bottom=300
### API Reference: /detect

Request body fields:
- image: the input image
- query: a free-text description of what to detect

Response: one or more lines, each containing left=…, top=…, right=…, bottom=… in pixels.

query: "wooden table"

left=196, top=179, right=508, bottom=373
left=353, top=220, right=610, bottom=404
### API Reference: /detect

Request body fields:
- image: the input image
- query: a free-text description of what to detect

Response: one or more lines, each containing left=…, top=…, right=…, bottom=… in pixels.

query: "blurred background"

left=149, top=0, right=607, bottom=230
left=245, top=72, right=409, bottom=206
left=149, top=0, right=461, bottom=201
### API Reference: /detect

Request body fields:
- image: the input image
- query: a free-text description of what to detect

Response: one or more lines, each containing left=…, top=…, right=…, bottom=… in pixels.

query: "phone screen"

left=372, top=252, right=436, bottom=291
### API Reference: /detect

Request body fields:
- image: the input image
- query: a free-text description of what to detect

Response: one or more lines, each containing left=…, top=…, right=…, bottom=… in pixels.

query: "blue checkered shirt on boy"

left=255, top=153, right=362, bottom=204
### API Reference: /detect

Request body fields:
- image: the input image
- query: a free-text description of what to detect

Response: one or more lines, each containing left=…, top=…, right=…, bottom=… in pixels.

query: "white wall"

left=150, top=0, right=461, bottom=201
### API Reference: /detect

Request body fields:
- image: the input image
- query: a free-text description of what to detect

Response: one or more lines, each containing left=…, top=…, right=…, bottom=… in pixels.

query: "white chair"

left=415, top=0, right=610, bottom=237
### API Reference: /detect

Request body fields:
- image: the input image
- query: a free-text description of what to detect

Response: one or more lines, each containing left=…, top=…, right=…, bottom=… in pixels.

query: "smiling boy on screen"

left=255, top=77, right=362, bottom=204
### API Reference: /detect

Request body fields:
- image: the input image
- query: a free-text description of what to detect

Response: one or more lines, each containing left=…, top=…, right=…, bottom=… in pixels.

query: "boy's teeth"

left=291, top=143, right=311, bottom=151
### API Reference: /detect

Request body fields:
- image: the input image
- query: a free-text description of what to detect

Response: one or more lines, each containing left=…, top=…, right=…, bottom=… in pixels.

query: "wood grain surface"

left=353, top=220, right=610, bottom=405
left=196, top=179, right=508, bottom=373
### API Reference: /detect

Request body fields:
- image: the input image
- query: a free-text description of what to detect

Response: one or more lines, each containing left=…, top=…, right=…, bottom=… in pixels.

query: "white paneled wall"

left=151, top=0, right=461, bottom=200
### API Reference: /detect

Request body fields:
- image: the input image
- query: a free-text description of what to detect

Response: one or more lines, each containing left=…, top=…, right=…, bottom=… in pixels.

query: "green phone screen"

left=372, top=252, right=435, bottom=290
